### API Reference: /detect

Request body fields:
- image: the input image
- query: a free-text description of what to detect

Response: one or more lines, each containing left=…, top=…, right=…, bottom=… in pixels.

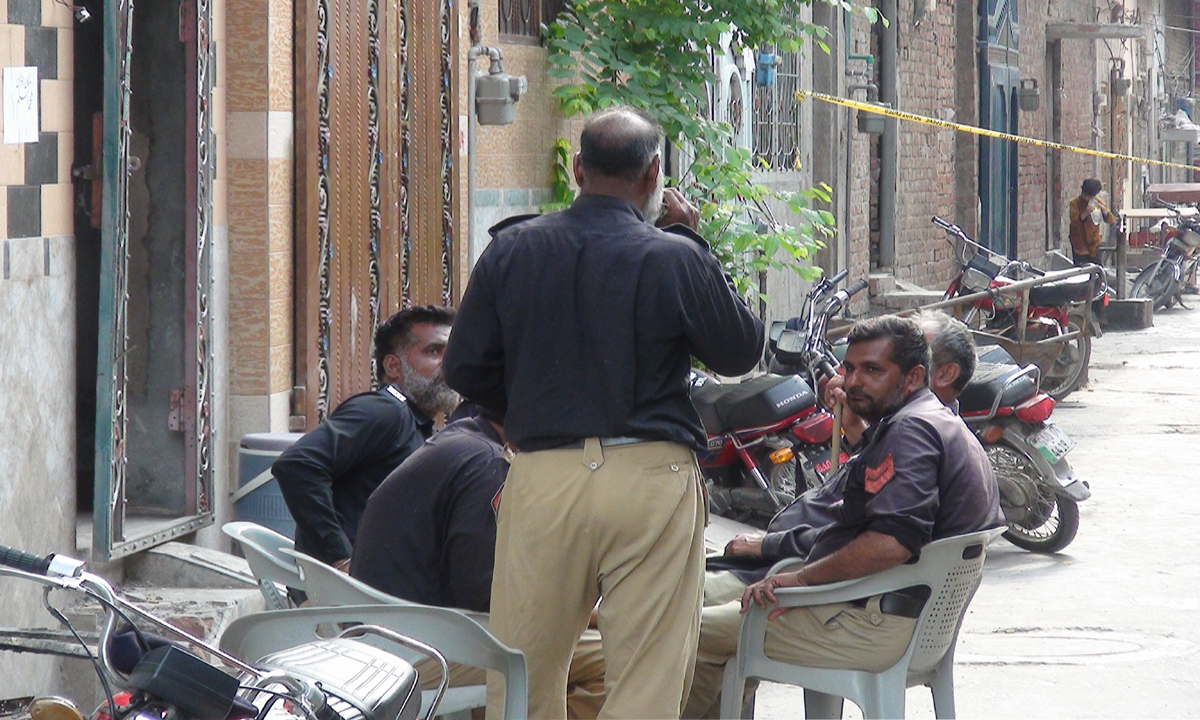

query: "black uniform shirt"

left=807, top=388, right=1005, bottom=562
left=443, top=194, right=765, bottom=452
left=351, top=416, right=507, bottom=612
left=272, top=385, right=433, bottom=564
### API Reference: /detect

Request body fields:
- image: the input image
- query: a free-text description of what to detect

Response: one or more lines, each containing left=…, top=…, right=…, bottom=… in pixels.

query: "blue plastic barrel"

left=234, top=433, right=304, bottom=539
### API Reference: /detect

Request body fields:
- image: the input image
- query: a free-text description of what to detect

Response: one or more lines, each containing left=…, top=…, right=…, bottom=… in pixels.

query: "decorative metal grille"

left=367, top=0, right=383, bottom=383
left=440, top=0, right=454, bottom=305
left=315, top=0, right=332, bottom=418
left=498, top=0, right=565, bottom=40
left=752, top=49, right=803, bottom=170
left=398, top=0, right=412, bottom=307
left=194, top=0, right=216, bottom=513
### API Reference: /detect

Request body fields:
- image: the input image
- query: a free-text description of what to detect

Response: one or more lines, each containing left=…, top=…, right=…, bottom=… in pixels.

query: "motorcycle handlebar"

left=844, top=279, right=869, bottom=298
left=828, top=269, right=849, bottom=286
left=931, top=215, right=954, bottom=229
left=0, top=544, right=53, bottom=576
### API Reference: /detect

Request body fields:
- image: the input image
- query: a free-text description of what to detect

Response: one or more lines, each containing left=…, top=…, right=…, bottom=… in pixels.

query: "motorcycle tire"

left=1130, top=259, right=1179, bottom=310
left=987, top=444, right=1080, bottom=553
left=1039, top=319, right=1090, bottom=401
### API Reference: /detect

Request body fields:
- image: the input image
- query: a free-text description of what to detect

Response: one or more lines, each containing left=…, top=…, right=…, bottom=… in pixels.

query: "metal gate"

left=979, top=0, right=1019, bottom=257
left=94, top=0, right=217, bottom=560
left=295, top=0, right=458, bottom=424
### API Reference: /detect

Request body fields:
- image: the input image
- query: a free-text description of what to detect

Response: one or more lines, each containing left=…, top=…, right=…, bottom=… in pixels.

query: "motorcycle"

left=1130, top=201, right=1200, bottom=310
left=0, top=544, right=446, bottom=720
left=690, top=271, right=866, bottom=526
left=958, top=345, right=1090, bottom=552
left=932, top=215, right=1106, bottom=401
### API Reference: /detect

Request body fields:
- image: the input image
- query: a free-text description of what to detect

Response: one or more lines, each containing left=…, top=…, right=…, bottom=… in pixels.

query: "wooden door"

left=295, top=0, right=458, bottom=423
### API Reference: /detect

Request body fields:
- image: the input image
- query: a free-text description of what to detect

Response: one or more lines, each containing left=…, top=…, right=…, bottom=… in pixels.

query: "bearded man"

left=684, top=315, right=1003, bottom=717
left=273, top=305, right=457, bottom=575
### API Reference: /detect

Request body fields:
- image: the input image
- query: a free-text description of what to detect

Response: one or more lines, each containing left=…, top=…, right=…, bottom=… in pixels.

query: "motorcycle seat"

left=691, top=374, right=816, bottom=434
left=1027, top=273, right=1092, bottom=306
left=958, top=359, right=1038, bottom=415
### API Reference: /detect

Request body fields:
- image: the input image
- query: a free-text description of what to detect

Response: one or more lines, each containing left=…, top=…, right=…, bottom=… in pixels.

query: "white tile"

left=266, top=111, right=293, bottom=160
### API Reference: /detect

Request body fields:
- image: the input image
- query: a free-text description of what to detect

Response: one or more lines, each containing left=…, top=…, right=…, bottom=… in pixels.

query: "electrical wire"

left=44, top=599, right=116, bottom=720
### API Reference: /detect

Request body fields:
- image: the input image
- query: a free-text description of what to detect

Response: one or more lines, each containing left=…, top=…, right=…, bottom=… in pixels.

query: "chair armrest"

left=768, top=566, right=917, bottom=609
left=766, top=557, right=805, bottom=575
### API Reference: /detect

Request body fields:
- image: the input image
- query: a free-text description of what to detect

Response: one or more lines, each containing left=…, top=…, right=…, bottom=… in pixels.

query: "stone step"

left=876, top=290, right=945, bottom=310
left=868, top=272, right=896, bottom=296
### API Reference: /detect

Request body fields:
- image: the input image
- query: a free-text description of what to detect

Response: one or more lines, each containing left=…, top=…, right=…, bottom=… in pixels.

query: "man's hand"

left=724, top=533, right=765, bottom=557
left=656, top=187, right=700, bottom=231
left=741, top=568, right=809, bottom=621
left=822, top=373, right=868, bottom=447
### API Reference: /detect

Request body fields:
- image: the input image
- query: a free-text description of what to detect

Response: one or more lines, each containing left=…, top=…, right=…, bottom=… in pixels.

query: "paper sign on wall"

left=4, top=67, right=40, bottom=144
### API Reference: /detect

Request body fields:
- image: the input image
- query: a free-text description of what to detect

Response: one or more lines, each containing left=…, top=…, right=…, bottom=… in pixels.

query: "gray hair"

left=916, top=310, right=976, bottom=393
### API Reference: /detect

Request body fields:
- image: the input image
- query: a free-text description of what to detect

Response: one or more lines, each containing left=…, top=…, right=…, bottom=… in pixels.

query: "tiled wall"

left=225, top=0, right=294, bottom=445
left=0, top=0, right=76, bottom=695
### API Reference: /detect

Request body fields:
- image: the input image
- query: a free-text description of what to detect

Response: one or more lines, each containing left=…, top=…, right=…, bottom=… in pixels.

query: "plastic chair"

left=220, top=604, right=528, bottom=720
left=222, top=521, right=303, bottom=610
left=719, top=528, right=1005, bottom=719
left=280, top=549, right=497, bottom=717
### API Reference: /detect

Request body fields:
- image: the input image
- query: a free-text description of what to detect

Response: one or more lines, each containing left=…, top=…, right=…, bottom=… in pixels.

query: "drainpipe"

left=467, top=44, right=504, bottom=268
left=878, top=0, right=898, bottom=268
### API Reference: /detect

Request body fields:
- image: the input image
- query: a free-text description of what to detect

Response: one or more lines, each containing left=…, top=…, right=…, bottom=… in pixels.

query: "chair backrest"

left=220, top=604, right=528, bottom=720
left=282, top=548, right=413, bottom=606
left=903, top=528, right=1002, bottom=675
left=222, top=522, right=304, bottom=596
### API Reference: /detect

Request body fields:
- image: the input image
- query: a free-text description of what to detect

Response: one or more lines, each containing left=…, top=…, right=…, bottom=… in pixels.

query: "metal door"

left=295, top=0, right=458, bottom=423
left=979, top=0, right=1019, bottom=257
left=94, top=0, right=217, bottom=560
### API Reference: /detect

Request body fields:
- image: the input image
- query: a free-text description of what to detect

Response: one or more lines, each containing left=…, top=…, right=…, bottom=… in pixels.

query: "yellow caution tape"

left=796, top=89, right=1197, bottom=173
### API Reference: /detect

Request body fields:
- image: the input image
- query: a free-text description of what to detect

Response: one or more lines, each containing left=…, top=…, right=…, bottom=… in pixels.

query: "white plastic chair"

left=720, top=528, right=1005, bottom=719
left=222, top=521, right=303, bottom=610
left=280, top=548, right=498, bottom=717
left=219, top=604, right=528, bottom=720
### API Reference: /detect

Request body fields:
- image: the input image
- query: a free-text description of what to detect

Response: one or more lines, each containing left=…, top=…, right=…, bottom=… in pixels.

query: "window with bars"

left=499, top=0, right=567, bottom=43
left=752, top=50, right=803, bottom=170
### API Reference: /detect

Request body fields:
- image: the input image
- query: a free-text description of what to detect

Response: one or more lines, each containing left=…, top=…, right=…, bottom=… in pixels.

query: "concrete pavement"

left=755, top=300, right=1200, bottom=718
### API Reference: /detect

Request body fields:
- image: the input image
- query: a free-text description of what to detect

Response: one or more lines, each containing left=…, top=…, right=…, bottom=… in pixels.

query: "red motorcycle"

left=690, top=272, right=863, bottom=526
left=933, top=216, right=1105, bottom=400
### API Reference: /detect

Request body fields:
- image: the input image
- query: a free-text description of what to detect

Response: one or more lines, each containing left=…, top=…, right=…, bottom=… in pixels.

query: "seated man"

left=351, top=412, right=606, bottom=720
left=685, top=315, right=1003, bottom=718
left=273, top=306, right=458, bottom=574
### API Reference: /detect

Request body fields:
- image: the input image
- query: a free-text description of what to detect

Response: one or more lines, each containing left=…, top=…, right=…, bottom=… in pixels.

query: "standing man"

left=1069, top=178, right=1118, bottom=267
left=274, top=305, right=457, bottom=573
left=444, top=106, right=764, bottom=719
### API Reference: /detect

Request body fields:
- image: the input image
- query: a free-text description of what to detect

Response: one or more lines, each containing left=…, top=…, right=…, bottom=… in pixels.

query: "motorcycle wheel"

left=1130, top=260, right=1178, bottom=310
left=987, top=444, right=1080, bottom=553
left=1039, top=319, right=1090, bottom=401
left=755, top=436, right=797, bottom=498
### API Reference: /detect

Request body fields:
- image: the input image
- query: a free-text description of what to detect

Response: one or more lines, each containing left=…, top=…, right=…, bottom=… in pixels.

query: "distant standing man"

left=1069, top=178, right=1118, bottom=266
left=274, top=305, right=458, bottom=573
left=444, top=106, right=765, bottom=719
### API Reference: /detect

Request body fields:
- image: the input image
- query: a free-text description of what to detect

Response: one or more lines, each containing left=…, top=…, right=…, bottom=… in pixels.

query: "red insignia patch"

left=491, top=484, right=505, bottom=517
left=864, top=453, right=895, bottom=494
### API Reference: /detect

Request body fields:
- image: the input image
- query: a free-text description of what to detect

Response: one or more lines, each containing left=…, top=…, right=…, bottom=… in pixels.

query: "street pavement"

left=754, top=300, right=1200, bottom=718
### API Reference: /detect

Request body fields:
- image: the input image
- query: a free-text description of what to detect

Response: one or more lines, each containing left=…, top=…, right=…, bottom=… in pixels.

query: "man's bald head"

left=579, top=107, right=664, bottom=183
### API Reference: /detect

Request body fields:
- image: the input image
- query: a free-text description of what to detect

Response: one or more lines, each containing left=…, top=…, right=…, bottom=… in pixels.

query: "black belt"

left=555, top=437, right=654, bottom=450
left=851, top=592, right=925, bottom=619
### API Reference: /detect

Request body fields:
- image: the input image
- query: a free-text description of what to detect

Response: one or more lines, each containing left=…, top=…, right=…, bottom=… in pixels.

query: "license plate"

left=1032, top=424, right=1075, bottom=463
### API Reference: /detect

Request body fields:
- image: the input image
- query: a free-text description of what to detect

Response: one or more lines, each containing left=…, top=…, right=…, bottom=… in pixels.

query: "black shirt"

left=272, top=385, right=433, bottom=564
left=351, top=416, right=507, bottom=612
left=443, top=194, right=765, bottom=452
left=806, top=388, right=1005, bottom=562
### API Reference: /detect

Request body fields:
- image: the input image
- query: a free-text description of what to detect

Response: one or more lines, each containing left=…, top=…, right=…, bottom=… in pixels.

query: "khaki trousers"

left=684, top=572, right=917, bottom=719
left=486, top=440, right=706, bottom=720
left=418, top=629, right=606, bottom=720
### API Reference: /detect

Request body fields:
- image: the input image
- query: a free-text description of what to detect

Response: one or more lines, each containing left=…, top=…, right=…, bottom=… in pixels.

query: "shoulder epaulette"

left=488, top=213, right=542, bottom=236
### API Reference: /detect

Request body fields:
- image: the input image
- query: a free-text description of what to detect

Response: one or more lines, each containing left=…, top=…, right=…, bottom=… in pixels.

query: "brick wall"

left=886, top=0, right=960, bottom=289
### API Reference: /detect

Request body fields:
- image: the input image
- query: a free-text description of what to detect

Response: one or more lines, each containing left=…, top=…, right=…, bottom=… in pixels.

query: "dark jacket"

left=273, top=385, right=432, bottom=564
left=444, top=194, right=765, bottom=452
left=351, top=416, right=507, bottom=612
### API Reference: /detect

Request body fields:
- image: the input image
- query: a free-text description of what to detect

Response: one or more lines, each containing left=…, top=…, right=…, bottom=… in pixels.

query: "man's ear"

left=382, top=353, right=405, bottom=384
left=573, top=152, right=585, bottom=186
left=641, top=154, right=661, bottom=192
left=904, top=364, right=928, bottom=394
left=934, top=362, right=960, bottom=390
